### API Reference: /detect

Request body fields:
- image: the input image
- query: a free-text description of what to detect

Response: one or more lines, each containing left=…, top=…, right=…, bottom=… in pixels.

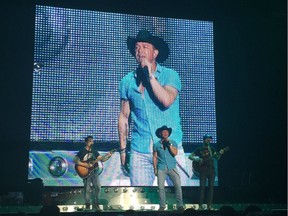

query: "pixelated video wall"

left=31, top=5, right=216, bottom=144
left=29, top=5, right=217, bottom=186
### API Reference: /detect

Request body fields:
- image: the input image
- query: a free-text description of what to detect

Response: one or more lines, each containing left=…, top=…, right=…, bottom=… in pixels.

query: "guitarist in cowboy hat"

left=188, top=134, right=225, bottom=210
left=73, top=136, right=112, bottom=211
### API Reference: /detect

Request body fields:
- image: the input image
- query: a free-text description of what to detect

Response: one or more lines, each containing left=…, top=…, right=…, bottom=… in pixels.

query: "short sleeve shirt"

left=119, top=64, right=183, bottom=153
left=153, top=139, right=178, bottom=170
left=76, top=148, right=100, bottom=162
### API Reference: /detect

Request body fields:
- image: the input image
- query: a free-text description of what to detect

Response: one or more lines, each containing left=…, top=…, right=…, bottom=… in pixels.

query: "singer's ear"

left=153, top=49, right=159, bottom=58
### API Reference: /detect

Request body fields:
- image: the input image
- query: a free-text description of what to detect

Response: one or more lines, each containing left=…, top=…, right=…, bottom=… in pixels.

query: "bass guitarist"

left=188, top=134, right=225, bottom=210
left=73, top=135, right=112, bottom=211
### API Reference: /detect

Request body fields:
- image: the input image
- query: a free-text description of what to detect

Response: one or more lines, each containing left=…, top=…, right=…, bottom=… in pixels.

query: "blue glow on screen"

left=31, top=5, right=216, bottom=144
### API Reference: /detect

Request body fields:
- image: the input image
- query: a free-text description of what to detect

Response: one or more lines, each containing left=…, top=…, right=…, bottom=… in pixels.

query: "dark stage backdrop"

left=1, top=0, right=286, bottom=203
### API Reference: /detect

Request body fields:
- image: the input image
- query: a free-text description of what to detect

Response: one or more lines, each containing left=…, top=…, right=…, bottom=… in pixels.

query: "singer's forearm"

left=169, top=145, right=178, bottom=156
left=153, top=151, right=158, bottom=169
left=118, top=100, right=130, bottom=149
left=118, top=116, right=128, bottom=149
left=149, top=78, right=178, bottom=108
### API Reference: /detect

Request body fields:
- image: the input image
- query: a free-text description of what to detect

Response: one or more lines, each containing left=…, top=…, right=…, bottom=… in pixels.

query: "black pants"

left=199, top=166, right=215, bottom=208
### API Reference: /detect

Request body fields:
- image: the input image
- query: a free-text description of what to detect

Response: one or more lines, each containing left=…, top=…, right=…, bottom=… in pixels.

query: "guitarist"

left=73, top=136, right=112, bottom=211
left=188, top=134, right=224, bottom=210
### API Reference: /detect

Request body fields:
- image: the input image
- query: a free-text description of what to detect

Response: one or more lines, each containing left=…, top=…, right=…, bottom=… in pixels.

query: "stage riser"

left=57, top=204, right=198, bottom=212
left=43, top=187, right=193, bottom=206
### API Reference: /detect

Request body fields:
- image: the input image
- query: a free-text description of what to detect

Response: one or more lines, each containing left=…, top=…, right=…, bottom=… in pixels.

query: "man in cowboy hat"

left=118, top=30, right=188, bottom=186
left=188, top=134, right=225, bottom=210
left=153, top=125, right=184, bottom=211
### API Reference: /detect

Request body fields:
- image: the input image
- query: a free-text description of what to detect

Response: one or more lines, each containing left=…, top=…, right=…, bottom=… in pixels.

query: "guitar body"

left=192, top=161, right=201, bottom=173
left=192, top=146, right=229, bottom=175
left=75, top=161, right=99, bottom=179
left=192, top=159, right=214, bottom=175
left=75, top=149, right=116, bottom=179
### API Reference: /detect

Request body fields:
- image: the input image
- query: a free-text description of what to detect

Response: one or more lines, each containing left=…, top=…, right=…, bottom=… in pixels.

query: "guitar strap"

left=207, top=145, right=213, bottom=157
left=176, top=161, right=190, bottom=178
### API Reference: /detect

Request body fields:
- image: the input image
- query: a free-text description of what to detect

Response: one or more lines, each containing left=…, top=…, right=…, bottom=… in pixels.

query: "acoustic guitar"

left=192, top=146, right=229, bottom=173
left=75, top=149, right=117, bottom=179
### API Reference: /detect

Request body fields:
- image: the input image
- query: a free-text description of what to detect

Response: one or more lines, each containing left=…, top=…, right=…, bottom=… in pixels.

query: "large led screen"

left=29, top=5, right=217, bottom=186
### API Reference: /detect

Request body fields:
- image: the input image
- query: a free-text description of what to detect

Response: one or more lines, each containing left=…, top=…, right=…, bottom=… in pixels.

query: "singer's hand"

left=121, top=164, right=130, bottom=177
left=120, top=152, right=126, bottom=166
left=162, top=140, right=171, bottom=148
left=142, top=66, right=150, bottom=81
left=154, top=168, right=158, bottom=176
left=139, top=59, right=153, bottom=76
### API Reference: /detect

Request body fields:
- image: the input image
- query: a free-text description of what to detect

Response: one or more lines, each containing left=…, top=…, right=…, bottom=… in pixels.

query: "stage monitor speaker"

left=24, top=178, right=44, bottom=205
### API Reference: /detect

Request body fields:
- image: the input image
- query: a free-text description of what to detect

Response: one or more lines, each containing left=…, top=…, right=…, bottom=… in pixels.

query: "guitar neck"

left=96, top=149, right=116, bottom=162
left=214, top=147, right=229, bottom=157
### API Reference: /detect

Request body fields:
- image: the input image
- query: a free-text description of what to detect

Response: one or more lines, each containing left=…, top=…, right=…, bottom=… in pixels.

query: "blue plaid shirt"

left=119, top=64, right=182, bottom=153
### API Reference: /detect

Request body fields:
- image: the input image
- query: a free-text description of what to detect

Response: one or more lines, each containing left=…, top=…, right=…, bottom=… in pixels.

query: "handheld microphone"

left=136, top=65, right=150, bottom=86
left=142, top=66, right=149, bottom=81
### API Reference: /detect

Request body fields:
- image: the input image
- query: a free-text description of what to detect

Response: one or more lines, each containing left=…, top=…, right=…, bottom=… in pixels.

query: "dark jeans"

left=199, top=166, right=215, bottom=208
left=83, top=171, right=101, bottom=206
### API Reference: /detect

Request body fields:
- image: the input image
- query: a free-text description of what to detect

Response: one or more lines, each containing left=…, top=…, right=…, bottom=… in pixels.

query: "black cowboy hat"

left=127, top=30, right=170, bottom=63
left=155, top=125, right=172, bottom=138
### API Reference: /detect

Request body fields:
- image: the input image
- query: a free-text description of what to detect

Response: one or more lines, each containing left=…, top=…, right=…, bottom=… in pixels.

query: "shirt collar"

left=154, top=63, right=163, bottom=79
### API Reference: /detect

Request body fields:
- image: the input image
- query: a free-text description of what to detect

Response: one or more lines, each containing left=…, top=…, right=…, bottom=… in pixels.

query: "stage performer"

left=73, top=136, right=112, bottom=211
left=188, top=134, right=224, bottom=210
left=153, top=125, right=185, bottom=211
left=118, top=30, right=189, bottom=186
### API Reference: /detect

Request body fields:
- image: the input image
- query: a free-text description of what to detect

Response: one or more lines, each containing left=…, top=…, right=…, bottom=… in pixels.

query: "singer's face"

left=135, top=42, right=158, bottom=65
left=160, top=130, right=170, bottom=139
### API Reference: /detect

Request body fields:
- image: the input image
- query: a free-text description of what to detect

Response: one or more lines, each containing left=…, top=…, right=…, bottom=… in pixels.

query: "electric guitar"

left=75, top=149, right=117, bottom=179
left=192, top=146, right=229, bottom=173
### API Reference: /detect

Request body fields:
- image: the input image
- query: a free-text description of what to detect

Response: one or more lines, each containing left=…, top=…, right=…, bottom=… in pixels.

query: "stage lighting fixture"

left=140, top=188, right=145, bottom=193
left=104, top=188, right=109, bottom=193
left=123, top=188, right=128, bottom=193
left=140, top=206, right=145, bottom=210
left=114, top=188, right=118, bottom=193
left=62, top=206, right=68, bottom=211
left=132, top=188, right=137, bottom=193
left=48, top=156, right=68, bottom=177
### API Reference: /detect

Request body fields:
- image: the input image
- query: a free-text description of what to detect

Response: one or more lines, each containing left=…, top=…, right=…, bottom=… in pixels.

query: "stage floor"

left=0, top=203, right=286, bottom=215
